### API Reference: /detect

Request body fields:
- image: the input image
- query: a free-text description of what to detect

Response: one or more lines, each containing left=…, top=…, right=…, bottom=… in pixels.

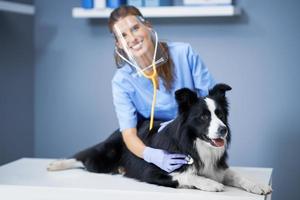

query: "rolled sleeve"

left=186, top=44, right=216, bottom=97
left=112, top=76, right=137, bottom=132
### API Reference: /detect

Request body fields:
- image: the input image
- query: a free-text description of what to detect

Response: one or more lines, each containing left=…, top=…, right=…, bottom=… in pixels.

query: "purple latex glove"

left=143, top=147, right=188, bottom=173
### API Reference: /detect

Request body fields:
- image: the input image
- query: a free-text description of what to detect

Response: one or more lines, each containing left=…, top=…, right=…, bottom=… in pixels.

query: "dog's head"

left=175, top=84, right=232, bottom=149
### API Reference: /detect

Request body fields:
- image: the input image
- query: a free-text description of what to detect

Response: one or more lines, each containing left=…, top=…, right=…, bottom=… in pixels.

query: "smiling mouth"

left=203, top=135, right=225, bottom=148
left=131, top=41, right=143, bottom=51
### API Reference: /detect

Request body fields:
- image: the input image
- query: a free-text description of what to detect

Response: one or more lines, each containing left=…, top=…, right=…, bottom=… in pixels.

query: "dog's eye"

left=200, top=114, right=209, bottom=121
left=215, top=110, right=223, bottom=118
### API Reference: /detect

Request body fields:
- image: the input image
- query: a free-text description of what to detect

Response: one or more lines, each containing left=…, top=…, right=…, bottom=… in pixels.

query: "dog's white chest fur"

left=195, top=138, right=226, bottom=182
left=171, top=138, right=226, bottom=189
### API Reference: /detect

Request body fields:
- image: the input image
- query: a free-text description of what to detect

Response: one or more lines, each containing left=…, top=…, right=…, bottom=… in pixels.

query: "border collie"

left=48, top=84, right=272, bottom=195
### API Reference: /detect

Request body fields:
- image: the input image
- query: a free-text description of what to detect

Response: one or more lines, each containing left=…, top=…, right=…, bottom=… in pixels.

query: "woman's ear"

left=115, top=40, right=123, bottom=50
left=112, top=32, right=123, bottom=49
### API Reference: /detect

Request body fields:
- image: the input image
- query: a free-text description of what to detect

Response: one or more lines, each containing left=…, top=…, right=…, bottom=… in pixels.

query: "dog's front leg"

left=223, top=168, right=272, bottom=195
left=172, top=173, right=224, bottom=192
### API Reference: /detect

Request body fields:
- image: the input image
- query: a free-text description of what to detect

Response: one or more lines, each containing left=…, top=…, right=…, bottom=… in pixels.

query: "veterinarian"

left=109, top=5, right=216, bottom=173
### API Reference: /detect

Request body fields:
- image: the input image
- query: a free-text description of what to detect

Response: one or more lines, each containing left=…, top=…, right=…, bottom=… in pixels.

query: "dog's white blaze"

left=195, top=138, right=225, bottom=182
left=205, top=98, right=226, bottom=139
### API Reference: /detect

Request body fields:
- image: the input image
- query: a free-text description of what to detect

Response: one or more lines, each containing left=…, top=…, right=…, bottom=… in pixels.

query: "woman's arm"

left=122, top=128, right=146, bottom=158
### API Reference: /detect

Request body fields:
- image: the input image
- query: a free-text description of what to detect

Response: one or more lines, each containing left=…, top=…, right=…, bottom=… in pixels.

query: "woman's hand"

left=143, top=147, right=188, bottom=173
left=122, top=128, right=189, bottom=172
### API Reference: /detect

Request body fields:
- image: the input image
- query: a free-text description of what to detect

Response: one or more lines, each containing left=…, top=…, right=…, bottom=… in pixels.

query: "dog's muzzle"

left=204, top=126, right=227, bottom=148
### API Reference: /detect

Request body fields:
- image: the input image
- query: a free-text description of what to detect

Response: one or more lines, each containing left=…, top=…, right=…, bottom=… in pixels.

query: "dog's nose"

left=218, top=126, right=227, bottom=137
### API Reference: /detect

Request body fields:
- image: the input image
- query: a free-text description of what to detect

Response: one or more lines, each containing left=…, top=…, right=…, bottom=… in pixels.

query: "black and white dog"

left=48, top=84, right=272, bottom=195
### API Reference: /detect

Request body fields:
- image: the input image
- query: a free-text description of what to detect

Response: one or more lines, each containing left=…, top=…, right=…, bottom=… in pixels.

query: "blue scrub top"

left=112, top=42, right=216, bottom=131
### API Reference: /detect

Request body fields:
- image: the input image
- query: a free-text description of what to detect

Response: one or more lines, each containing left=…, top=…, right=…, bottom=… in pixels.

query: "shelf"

left=0, top=1, right=35, bottom=15
left=72, top=5, right=241, bottom=18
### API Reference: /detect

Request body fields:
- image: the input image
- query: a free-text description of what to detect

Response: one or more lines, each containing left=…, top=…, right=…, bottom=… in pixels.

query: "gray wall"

left=0, top=0, right=34, bottom=165
left=34, top=0, right=118, bottom=157
left=0, top=0, right=297, bottom=199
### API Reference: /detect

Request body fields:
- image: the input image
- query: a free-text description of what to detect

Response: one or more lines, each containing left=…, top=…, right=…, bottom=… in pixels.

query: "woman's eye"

left=132, top=25, right=139, bottom=32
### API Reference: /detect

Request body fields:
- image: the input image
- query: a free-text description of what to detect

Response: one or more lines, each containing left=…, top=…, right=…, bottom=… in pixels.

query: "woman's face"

left=113, top=15, right=154, bottom=63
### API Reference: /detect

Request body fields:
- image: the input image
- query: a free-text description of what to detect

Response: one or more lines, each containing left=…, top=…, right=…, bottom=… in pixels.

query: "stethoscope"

left=114, top=30, right=160, bottom=130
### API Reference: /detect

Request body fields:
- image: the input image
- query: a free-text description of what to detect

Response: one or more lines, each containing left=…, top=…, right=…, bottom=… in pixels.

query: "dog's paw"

left=47, top=159, right=79, bottom=171
left=243, top=181, right=272, bottom=195
left=195, top=179, right=225, bottom=192
left=47, top=159, right=68, bottom=171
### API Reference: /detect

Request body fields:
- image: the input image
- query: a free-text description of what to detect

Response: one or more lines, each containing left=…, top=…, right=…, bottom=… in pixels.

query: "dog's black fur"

left=70, top=83, right=232, bottom=188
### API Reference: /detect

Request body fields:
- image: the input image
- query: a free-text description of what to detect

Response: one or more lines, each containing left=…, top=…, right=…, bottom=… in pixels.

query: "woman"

left=109, top=6, right=216, bottom=173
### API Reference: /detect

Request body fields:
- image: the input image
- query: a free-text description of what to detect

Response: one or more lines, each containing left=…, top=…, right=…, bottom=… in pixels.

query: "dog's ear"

left=209, top=83, right=232, bottom=98
left=175, top=88, right=198, bottom=114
